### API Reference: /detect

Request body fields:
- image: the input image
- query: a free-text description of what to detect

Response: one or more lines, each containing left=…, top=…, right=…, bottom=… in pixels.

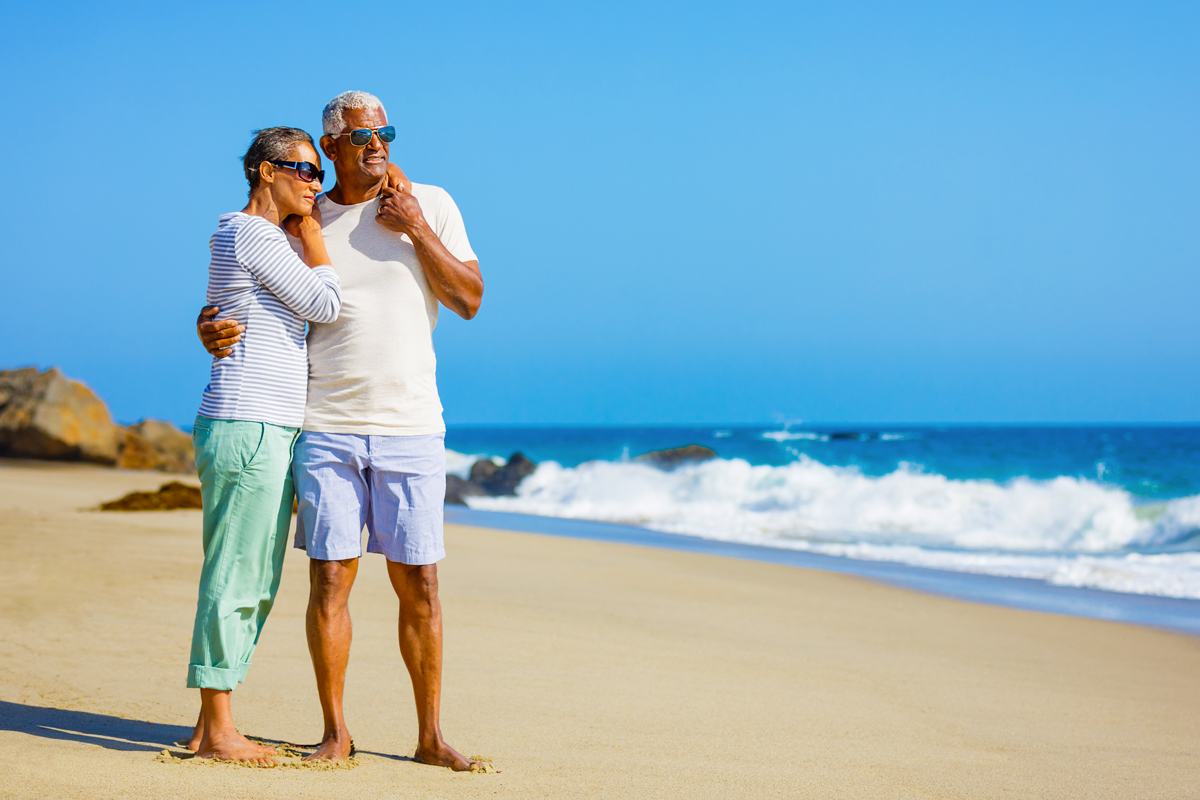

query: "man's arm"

left=197, top=306, right=244, bottom=358
left=376, top=187, right=483, bottom=320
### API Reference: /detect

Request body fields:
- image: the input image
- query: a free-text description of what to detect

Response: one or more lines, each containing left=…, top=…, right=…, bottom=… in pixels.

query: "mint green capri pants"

left=187, top=416, right=299, bottom=691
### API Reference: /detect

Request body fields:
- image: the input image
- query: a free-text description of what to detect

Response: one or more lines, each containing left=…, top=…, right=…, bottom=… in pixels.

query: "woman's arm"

left=236, top=218, right=342, bottom=323
left=282, top=206, right=331, bottom=268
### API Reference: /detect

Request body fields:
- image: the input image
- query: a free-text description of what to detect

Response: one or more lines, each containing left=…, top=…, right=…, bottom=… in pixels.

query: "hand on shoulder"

left=385, top=162, right=412, bottom=194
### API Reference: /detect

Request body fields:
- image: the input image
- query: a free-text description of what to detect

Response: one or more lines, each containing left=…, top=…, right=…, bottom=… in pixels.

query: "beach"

left=0, top=460, right=1197, bottom=799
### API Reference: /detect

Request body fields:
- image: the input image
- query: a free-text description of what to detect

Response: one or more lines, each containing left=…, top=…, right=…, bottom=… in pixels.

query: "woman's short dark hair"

left=242, top=127, right=314, bottom=194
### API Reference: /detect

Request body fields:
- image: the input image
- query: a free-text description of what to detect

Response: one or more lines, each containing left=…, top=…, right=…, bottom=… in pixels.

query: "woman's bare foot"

left=302, top=729, right=354, bottom=762
left=185, top=712, right=277, bottom=756
left=186, top=710, right=203, bottom=752
left=414, top=738, right=477, bottom=771
left=196, top=729, right=278, bottom=766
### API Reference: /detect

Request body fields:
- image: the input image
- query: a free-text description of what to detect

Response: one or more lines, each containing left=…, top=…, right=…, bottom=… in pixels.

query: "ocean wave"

left=464, top=455, right=1200, bottom=598
left=762, top=430, right=828, bottom=442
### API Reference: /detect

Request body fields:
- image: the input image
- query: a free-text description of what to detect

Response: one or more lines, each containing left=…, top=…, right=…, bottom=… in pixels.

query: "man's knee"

left=309, top=558, right=358, bottom=609
left=390, top=562, right=438, bottom=604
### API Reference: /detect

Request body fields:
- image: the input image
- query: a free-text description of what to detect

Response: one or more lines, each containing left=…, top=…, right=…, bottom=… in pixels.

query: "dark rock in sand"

left=444, top=452, right=538, bottom=505
left=0, top=367, right=120, bottom=463
left=117, top=419, right=195, bottom=473
left=100, top=481, right=203, bottom=511
left=634, top=445, right=717, bottom=469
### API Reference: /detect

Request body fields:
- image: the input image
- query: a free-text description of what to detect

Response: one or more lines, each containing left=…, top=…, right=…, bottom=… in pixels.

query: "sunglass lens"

left=377, top=126, right=396, bottom=143
left=297, top=163, right=316, bottom=181
left=350, top=128, right=372, bottom=146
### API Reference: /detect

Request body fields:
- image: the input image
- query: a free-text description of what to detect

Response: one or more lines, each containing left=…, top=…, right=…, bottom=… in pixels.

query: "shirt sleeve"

left=431, top=187, right=478, bottom=264
left=234, top=218, right=342, bottom=323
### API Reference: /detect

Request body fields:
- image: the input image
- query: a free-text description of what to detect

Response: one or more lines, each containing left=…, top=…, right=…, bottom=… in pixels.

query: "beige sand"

left=0, top=460, right=1197, bottom=799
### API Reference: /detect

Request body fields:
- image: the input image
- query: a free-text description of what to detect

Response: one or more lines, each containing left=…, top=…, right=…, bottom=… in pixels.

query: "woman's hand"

left=282, top=213, right=322, bottom=239
left=282, top=213, right=330, bottom=268
left=384, top=162, right=412, bottom=194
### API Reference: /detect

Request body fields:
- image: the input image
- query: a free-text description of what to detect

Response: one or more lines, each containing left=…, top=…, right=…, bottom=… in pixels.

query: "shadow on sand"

left=0, top=701, right=190, bottom=753
left=0, top=701, right=429, bottom=764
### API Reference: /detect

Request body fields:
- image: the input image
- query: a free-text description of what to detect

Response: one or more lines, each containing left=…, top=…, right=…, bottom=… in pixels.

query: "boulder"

left=478, top=453, right=537, bottom=496
left=117, top=419, right=195, bottom=473
left=468, top=459, right=500, bottom=485
left=100, top=481, right=203, bottom=511
left=445, top=474, right=485, bottom=506
left=0, top=367, right=119, bottom=463
left=445, top=452, right=538, bottom=505
left=634, top=444, right=717, bottom=469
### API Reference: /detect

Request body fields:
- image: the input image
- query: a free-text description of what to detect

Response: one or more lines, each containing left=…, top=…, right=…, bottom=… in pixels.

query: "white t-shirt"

left=300, top=183, right=477, bottom=436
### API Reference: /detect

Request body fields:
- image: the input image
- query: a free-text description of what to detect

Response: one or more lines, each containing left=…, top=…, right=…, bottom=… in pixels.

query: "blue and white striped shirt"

left=199, top=212, right=341, bottom=427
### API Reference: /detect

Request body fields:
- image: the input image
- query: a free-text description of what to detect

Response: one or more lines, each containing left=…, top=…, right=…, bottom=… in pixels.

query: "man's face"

left=322, top=105, right=390, bottom=182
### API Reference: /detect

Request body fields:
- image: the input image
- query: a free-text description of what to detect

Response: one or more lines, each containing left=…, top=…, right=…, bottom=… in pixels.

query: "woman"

left=186, top=127, right=341, bottom=765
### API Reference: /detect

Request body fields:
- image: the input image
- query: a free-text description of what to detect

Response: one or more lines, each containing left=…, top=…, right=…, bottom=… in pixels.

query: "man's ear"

left=319, top=135, right=338, bottom=161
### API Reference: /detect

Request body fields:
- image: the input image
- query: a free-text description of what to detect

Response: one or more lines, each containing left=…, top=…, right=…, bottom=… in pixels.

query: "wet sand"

left=0, top=460, right=1197, bottom=799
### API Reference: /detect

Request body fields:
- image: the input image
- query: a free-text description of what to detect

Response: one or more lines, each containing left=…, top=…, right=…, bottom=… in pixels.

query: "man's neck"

left=326, top=175, right=386, bottom=206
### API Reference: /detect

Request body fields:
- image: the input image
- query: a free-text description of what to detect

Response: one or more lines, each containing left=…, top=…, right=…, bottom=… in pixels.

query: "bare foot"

left=302, top=731, right=354, bottom=763
left=197, top=730, right=278, bottom=766
left=186, top=711, right=203, bottom=752
left=414, top=739, right=477, bottom=772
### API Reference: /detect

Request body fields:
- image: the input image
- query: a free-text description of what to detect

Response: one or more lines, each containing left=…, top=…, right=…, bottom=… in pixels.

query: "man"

left=198, top=90, right=483, bottom=769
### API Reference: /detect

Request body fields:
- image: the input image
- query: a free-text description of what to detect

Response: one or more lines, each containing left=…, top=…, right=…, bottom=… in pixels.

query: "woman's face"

left=270, top=142, right=323, bottom=218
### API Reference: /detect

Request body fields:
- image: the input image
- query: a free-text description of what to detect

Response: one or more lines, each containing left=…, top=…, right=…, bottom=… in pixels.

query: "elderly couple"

left=186, top=90, right=483, bottom=769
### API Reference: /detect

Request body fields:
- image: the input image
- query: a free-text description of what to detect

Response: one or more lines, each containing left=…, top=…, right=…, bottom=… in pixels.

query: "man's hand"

left=375, top=185, right=429, bottom=237
left=197, top=306, right=244, bottom=359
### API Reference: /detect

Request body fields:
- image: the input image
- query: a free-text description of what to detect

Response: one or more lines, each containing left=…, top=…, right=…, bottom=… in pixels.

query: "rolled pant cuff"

left=188, top=664, right=243, bottom=691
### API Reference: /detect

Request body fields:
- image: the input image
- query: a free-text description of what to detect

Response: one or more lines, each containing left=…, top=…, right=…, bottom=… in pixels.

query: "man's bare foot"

left=197, top=730, right=278, bottom=766
left=414, top=739, right=477, bottom=772
left=302, top=730, right=354, bottom=762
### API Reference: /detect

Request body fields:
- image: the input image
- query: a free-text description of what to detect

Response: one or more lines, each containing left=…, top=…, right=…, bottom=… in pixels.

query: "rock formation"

left=634, top=444, right=717, bottom=469
left=0, top=367, right=194, bottom=472
left=117, top=419, right=195, bottom=473
left=0, top=367, right=120, bottom=463
left=445, top=453, right=537, bottom=505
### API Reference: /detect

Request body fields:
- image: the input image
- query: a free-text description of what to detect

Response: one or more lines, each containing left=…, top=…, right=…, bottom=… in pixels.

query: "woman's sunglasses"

left=268, top=160, right=325, bottom=183
left=335, top=125, right=397, bottom=147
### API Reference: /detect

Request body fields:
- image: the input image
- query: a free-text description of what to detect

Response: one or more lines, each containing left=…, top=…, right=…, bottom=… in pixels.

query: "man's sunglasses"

left=268, top=160, right=325, bottom=183
left=334, top=125, right=397, bottom=146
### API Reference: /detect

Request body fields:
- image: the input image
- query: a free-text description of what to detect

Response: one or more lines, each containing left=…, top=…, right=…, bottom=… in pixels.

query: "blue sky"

left=2, top=1, right=1197, bottom=424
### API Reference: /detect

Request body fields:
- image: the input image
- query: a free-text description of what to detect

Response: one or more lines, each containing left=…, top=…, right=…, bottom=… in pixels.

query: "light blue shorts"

left=292, top=431, right=446, bottom=564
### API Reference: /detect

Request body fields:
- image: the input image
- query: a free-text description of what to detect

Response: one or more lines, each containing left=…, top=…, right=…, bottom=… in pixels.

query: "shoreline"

left=447, top=506, right=1200, bottom=636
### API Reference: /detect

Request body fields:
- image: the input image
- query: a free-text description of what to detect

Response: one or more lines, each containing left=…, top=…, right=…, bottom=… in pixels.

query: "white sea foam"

left=762, top=430, right=828, bottom=442
left=465, top=456, right=1200, bottom=599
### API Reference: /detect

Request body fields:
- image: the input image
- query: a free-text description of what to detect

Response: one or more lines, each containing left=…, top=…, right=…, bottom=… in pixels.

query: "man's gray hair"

left=322, top=90, right=386, bottom=135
